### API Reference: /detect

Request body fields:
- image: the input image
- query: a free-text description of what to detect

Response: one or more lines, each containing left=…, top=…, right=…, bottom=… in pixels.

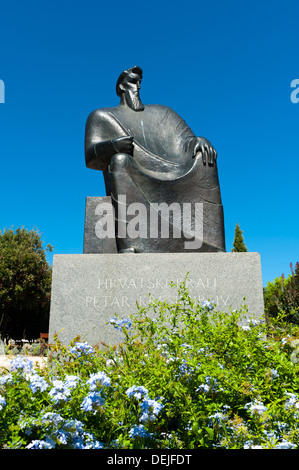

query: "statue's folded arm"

left=85, top=140, right=116, bottom=171
left=85, top=108, right=150, bottom=172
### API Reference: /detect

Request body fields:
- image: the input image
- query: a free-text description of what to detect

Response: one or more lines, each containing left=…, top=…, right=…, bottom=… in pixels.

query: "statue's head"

left=116, top=66, right=144, bottom=111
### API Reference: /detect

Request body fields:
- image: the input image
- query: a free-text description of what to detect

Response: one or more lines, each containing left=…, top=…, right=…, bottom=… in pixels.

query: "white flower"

left=244, top=399, right=267, bottom=415
left=241, top=325, right=251, bottom=331
left=26, top=439, right=54, bottom=449
left=270, top=368, right=279, bottom=379
left=275, top=440, right=296, bottom=449
left=244, top=443, right=263, bottom=449
left=281, top=335, right=291, bottom=345
left=0, top=395, right=6, bottom=410
left=285, top=391, right=299, bottom=409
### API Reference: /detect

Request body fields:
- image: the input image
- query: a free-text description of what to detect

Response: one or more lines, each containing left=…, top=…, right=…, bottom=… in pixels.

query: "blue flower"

left=10, top=356, right=33, bottom=373
left=263, top=429, right=279, bottom=444
left=277, top=421, right=289, bottom=432
left=23, top=413, right=104, bottom=449
left=49, top=379, right=72, bottom=403
left=139, top=398, right=164, bottom=423
left=63, top=418, right=85, bottom=434
left=73, top=432, right=105, bottom=449
left=126, top=385, right=149, bottom=400
left=64, top=375, right=81, bottom=389
left=109, top=317, right=132, bottom=330
left=87, top=371, right=111, bottom=390
left=55, top=430, right=69, bottom=445
left=177, top=359, right=192, bottom=376
left=81, top=391, right=105, bottom=412
left=69, top=341, right=95, bottom=357
left=246, top=318, right=259, bottom=327
left=201, top=300, right=215, bottom=311
left=196, top=376, right=218, bottom=393
left=0, top=373, right=13, bottom=385
left=241, top=318, right=260, bottom=331
left=48, top=375, right=81, bottom=403
left=129, top=424, right=151, bottom=440
left=197, top=383, right=210, bottom=393
left=41, top=412, right=64, bottom=427
left=17, top=416, right=33, bottom=436
left=209, top=411, right=227, bottom=423
left=26, top=439, right=55, bottom=449
left=25, top=373, right=49, bottom=393
left=56, top=419, right=105, bottom=448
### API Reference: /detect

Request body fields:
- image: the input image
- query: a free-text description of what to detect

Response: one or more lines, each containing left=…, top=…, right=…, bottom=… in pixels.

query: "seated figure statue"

left=85, top=66, right=225, bottom=253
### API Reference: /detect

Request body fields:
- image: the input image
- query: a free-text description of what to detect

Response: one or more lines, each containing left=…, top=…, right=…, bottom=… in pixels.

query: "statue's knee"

left=110, top=153, right=130, bottom=171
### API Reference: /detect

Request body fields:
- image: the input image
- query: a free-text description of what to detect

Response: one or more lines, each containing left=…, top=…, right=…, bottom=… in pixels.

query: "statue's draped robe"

left=85, top=104, right=225, bottom=253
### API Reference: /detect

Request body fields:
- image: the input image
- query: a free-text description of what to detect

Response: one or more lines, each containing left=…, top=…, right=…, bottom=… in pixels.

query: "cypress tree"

left=232, top=223, right=247, bottom=252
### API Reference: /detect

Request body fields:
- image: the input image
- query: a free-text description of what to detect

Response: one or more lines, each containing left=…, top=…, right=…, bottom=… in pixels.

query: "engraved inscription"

left=84, top=277, right=232, bottom=310
left=97, top=277, right=217, bottom=290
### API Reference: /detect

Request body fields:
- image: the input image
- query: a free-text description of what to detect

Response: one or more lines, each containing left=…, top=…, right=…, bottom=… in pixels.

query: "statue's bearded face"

left=122, top=74, right=144, bottom=112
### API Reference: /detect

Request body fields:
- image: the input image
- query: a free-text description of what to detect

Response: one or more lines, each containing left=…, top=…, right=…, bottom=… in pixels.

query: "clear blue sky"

left=0, top=0, right=298, bottom=287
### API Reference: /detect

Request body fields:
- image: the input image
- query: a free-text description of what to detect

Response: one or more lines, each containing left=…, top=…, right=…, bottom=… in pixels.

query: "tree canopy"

left=0, top=227, right=53, bottom=340
left=264, top=262, right=299, bottom=324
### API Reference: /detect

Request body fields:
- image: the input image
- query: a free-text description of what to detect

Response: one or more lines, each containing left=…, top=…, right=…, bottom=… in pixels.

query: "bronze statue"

left=85, top=66, right=225, bottom=253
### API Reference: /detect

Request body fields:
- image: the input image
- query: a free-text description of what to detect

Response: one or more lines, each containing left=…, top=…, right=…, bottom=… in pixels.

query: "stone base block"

left=49, top=252, right=264, bottom=346
left=83, top=196, right=117, bottom=254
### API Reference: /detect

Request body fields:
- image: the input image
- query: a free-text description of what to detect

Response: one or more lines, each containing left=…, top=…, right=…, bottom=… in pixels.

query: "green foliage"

left=231, top=223, right=247, bottom=252
left=264, top=262, right=299, bottom=324
left=1, top=279, right=299, bottom=449
left=0, top=227, right=53, bottom=340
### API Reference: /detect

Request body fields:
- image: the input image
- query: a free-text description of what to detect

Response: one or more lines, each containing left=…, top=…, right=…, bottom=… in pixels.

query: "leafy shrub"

left=1, top=279, right=299, bottom=449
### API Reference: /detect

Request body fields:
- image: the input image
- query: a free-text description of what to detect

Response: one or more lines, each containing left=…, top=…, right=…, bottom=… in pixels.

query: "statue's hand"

left=111, top=136, right=134, bottom=156
left=193, top=137, right=217, bottom=165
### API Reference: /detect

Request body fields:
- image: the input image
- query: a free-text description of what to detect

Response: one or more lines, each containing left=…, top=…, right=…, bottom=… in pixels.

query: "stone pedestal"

left=49, top=252, right=264, bottom=347
left=83, top=196, right=117, bottom=254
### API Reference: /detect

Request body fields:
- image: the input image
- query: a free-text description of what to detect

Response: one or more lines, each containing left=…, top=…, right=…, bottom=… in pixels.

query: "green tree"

left=264, top=262, right=299, bottom=324
left=231, top=223, right=247, bottom=252
left=0, top=227, right=53, bottom=340
left=263, top=275, right=290, bottom=319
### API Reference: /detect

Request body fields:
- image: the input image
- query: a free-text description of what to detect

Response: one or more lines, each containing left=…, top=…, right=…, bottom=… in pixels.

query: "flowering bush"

left=1, top=279, right=299, bottom=449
